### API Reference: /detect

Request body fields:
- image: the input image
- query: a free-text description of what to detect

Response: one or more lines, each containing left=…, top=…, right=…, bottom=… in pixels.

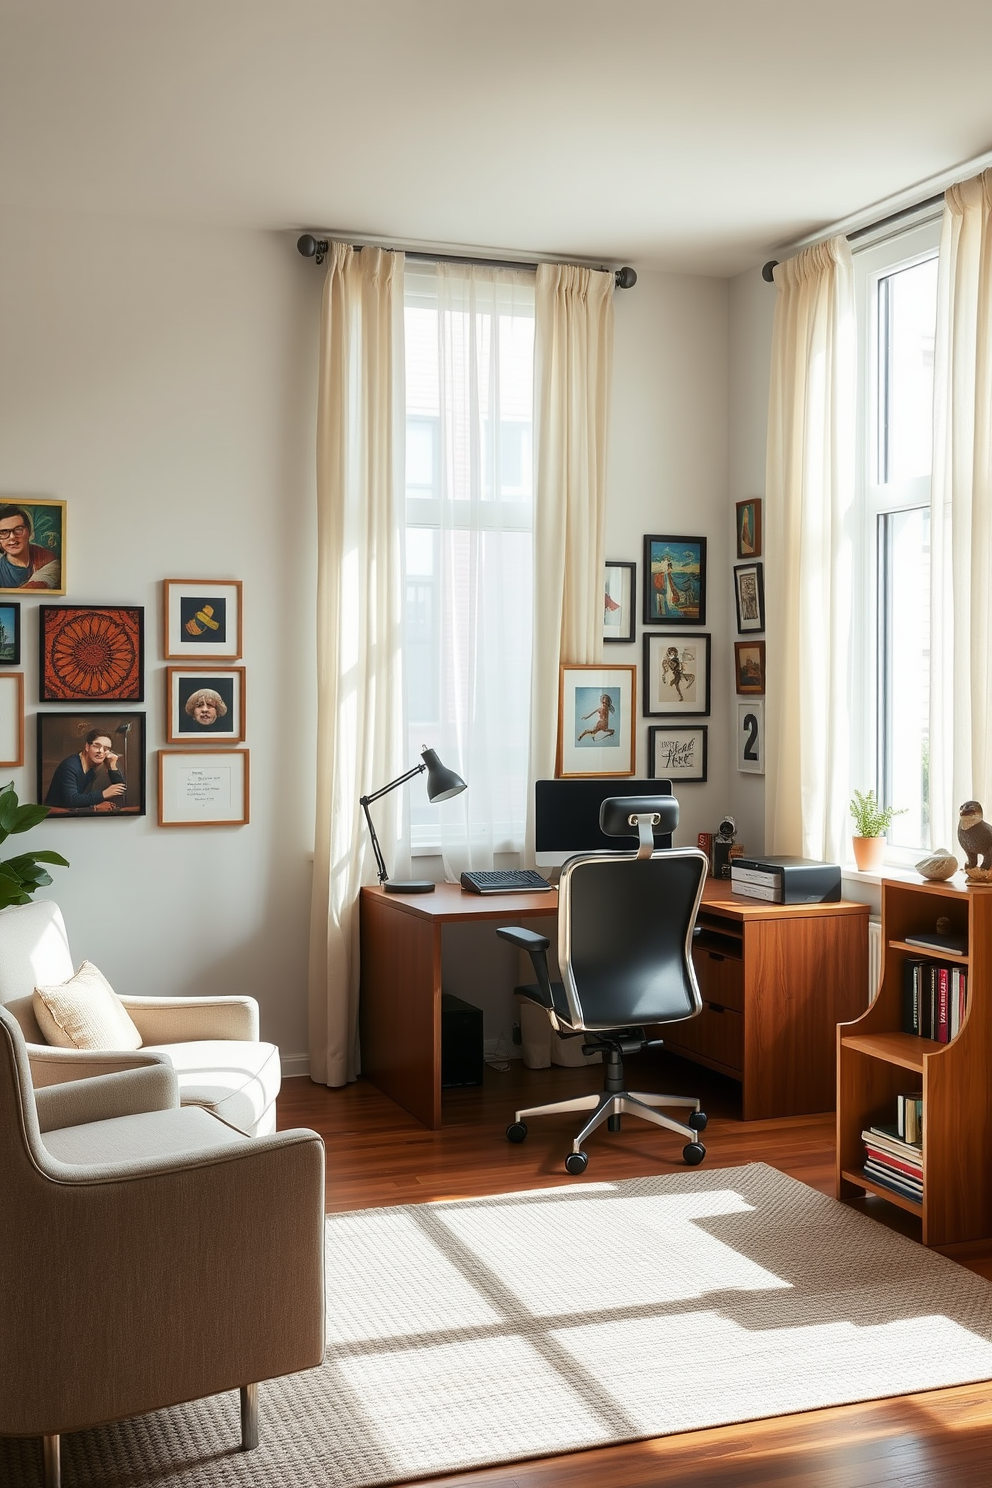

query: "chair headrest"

left=599, top=795, right=679, bottom=839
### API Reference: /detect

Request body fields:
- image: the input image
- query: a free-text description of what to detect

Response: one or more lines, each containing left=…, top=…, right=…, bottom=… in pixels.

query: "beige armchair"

left=0, top=900, right=280, bottom=1135
left=0, top=1003, right=325, bottom=1488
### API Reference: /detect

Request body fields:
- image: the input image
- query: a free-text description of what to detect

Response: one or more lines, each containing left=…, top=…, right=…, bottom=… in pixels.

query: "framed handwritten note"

left=158, top=749, right=249, bottom=826
left=647, top=725, right=707, bottom=783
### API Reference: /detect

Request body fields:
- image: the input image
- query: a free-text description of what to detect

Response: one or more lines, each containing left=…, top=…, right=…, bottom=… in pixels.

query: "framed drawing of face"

left=166, top=667, right=246, bottom=744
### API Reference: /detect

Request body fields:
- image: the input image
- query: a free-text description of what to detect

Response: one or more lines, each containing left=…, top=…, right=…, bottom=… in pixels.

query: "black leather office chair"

left=498, top=796, right=709, bottom=1175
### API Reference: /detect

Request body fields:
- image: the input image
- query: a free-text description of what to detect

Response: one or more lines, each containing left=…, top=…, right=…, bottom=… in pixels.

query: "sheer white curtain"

left=929, top=169, right=992, bottom=848
left=527, top=263, right=614, bottom=843
left=765, top=237, right=857, bottom=861
left=308, top=243, right=406, bottom=1087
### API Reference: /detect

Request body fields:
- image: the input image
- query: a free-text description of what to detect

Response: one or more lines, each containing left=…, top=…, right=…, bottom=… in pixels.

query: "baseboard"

left=280, top=1052, right=310, bottom=1079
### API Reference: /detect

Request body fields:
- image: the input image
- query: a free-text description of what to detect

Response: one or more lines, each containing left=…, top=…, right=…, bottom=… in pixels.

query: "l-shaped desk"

left=359, top=879, right=869, bottom=1128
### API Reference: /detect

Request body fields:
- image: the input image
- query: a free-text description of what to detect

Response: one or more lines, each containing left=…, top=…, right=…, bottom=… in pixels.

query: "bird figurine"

left=916, top=848, right=958, bottom=881
left=957, top=801, right=992, bottom=882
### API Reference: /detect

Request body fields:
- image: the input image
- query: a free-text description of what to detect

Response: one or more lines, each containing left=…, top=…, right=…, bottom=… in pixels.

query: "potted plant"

left=0, top=782, right=68, bottom=910
left=849, top=788, right=905, bottom=872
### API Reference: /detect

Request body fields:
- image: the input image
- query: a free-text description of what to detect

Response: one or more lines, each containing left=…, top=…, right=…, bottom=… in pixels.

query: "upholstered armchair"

left=0, top=899, right=280, bottom=1135
left=0, top=1003, right=325, bottom=1488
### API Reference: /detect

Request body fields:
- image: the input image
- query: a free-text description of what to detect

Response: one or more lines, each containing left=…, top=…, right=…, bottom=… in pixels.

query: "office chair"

left=498, top=796, right=709, bottom=1175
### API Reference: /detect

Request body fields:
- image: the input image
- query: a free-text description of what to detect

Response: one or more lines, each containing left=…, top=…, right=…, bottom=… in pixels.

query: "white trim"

left=280, top=1052, right=310, bottom=1080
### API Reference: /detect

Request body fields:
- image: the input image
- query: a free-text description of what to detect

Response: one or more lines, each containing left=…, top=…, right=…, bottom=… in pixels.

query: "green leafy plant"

left=849, top=788, right=906, bottom=839
left=0, top=783, right=69, bottom=910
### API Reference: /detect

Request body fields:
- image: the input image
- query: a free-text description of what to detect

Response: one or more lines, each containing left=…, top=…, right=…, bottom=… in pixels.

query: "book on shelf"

left=900, top=958, right=966, bottom=1040
left=895, top=1091, right=923, bottom=1144
left=864, top=1124, right=923, bottom=1166
left=863, top=1161, right=924, bottom=1203
left=864, top=1140, right=923, bottom=1180
left=902, top=959, right=922, bottom=1035
left=904, top=929, right=968, bottom=955
left=937, top=966, right=950, bottom=1044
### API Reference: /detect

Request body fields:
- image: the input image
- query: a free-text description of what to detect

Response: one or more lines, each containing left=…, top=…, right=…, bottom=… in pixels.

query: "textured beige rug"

left=5, top=1162, right=992, bottom=1487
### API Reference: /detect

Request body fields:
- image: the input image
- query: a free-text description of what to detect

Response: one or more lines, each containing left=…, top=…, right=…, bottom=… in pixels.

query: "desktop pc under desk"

left=359, top=879, right=870, bottom=1129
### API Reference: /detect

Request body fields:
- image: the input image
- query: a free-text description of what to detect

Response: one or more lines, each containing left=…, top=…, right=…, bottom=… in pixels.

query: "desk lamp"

left=360, top=747, right=466, bottom=894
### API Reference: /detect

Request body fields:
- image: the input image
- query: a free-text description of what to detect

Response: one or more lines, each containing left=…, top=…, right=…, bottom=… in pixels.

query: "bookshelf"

left=836, top=877, right=992, bottom=1249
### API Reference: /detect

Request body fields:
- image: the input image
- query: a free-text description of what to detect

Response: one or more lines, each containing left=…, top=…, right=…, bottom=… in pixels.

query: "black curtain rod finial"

left=762, top=260, right=779, bottom=283
left=297, top=234, right=329, bottom=265
left=614, top=265, right=637, bottom=289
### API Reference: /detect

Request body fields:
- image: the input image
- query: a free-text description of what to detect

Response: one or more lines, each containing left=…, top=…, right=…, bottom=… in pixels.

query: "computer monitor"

left=534, top=778, right=675, bottom=869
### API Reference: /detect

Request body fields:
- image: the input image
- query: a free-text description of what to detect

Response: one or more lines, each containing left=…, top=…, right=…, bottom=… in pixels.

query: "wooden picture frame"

left=648, top=724, right=707, bottom=783
left=0, top=603, right=21, bottom=665
left=166, top=666, right=246, bottom=744
left=39, top=605, right=144, bottom=702
left=642, top=535, right=706, bottom=627
left=36, top=712, right=146, bottom=816
left=734, top=562, right=765, bottom=634
left=158, top=749, right=250, bottom=826
left=0, top=498, right=66, bottom=594
left=736, top=497, right=762, bottom=559
left=734, top=640, right=766, bottom=694
left=556, top=664, right=635, bottom=778
left=643, top=633, right=711, bottom=717
left=603, top=561, right=636, bottom=643
left=163, top=579, right=243, bottom=660
left=0, top=672, right=25, bottom=767
left=737, top=700, right=765, bottom=774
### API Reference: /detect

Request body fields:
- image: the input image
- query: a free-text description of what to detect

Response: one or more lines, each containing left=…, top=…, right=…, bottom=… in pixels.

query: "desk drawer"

left=663, top=1001, right=743, bottom=1073
left=692, top=945, right=744, bottom=1013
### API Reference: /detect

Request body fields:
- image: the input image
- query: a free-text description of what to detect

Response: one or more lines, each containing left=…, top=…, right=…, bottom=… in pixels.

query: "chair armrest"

left=118, top=995, right=260, bottom=1043
left=496, top=926, right=550, bottom=953
left=497, top=926, right=557, bottom=1026
left=27, top=1042, right=171, bottom=1089
left=35, top=1064, right=180, bottom=1133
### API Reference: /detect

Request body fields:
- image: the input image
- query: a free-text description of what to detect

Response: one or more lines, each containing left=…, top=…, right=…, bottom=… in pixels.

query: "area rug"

left=5, top=1162, right=992, bottom=1487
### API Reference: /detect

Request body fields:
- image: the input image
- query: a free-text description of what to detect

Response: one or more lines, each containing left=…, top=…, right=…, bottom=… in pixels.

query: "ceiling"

left=3, top=0, right=992, bottom=276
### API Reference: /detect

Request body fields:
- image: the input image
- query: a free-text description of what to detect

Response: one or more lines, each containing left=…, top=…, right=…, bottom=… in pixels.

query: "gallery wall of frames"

left=0, top=498, right=249, bottom=827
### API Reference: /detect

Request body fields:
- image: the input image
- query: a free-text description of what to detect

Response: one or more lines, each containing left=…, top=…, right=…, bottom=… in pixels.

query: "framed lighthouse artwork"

left=642, top=535, right=706, bottom=627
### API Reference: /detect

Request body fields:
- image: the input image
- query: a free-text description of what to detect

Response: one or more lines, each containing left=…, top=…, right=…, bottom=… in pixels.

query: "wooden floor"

left=278, top=1050, right=992, bottom=1488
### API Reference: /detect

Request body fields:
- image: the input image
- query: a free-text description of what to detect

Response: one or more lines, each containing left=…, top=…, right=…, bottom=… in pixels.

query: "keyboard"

left=460, top=869, right=554, bottom=895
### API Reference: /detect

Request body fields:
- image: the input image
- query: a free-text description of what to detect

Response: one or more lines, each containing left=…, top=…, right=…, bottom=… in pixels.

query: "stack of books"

left=862, top=1120, right=923, bottom=1203
left=902, top=958, right=967, bottom=1042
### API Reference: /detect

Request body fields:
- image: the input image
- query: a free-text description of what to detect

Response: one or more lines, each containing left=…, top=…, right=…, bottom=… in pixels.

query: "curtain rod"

left=296, top=234, right=637, bottom=289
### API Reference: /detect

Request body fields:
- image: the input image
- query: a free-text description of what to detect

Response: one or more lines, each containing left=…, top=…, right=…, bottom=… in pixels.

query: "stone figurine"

left=916, top=849, right=958, bottom=881
left=957, top=801, right=992, bottom=882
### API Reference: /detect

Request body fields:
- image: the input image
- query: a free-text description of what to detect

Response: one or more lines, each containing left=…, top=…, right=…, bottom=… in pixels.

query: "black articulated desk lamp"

left=360, top=747, right=467, bottom=894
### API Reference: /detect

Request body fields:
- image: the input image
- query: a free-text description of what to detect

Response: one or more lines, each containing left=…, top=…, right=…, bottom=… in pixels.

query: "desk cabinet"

left=660, top=882, right=869, bottom=1120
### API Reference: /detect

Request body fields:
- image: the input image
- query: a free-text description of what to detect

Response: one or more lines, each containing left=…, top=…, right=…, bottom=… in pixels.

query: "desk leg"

left=360, top=896, right=442, bottom=1128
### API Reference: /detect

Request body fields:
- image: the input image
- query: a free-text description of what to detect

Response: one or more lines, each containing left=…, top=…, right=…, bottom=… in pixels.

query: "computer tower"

left=441, top=992, right=484, bottom=1088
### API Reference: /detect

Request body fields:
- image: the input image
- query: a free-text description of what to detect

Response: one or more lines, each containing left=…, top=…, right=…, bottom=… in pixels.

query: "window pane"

left=878, top=257, right=937, bottom=485
left=878, top=507, right=930, bottom=849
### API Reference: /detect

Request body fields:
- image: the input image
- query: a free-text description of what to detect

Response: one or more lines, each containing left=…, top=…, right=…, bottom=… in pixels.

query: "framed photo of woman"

left=556, top=664, right=636, bottom=778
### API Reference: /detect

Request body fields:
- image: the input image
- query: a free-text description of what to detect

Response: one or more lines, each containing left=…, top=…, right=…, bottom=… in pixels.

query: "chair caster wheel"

left=689, top=1110, right=708, bottom=1132
left=506, top=1121, right=528, bottom=1143
left=683, top=1142, right=706, bottom=1165
left=565, top=1151, right=589, bottom=1175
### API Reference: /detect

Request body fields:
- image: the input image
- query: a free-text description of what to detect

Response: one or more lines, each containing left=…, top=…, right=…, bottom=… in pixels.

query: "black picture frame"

left=642, top=633, right=711, bottom=717
left=0, top=602, right=21, bottom=665
left=36, top=711, right=146, bottom=817
left=648, top=724, right=708, bottom=783
left=603, top=560, right=636, bottom=643
left=39, top=605, right=145, bottom=702
left=733, top=562, right=765, bottom=634
left=642, top=534, right=707, bottom=627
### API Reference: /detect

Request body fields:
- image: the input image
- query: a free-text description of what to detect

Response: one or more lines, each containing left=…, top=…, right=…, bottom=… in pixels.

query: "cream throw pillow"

left=33, top=961, right=142, bottom=1050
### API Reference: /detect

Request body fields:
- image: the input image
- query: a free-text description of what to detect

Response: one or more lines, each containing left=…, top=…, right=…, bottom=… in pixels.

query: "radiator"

left=868, top=918, right=882, bottom=1002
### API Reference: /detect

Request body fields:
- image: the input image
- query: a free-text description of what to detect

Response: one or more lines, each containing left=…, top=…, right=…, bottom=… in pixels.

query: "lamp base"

left=383, top=879, right=436, bottom=894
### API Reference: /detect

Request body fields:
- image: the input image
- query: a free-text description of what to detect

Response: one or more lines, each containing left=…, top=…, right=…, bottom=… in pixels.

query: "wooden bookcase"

left=836, top=877, right=992, bottom=1249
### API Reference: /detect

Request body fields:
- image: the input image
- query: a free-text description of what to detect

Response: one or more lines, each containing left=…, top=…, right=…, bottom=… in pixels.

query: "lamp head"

left=420, top=747, right=466, bottom=803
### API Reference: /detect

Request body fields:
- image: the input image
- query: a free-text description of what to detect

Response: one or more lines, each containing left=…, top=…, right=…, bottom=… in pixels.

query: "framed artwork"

left=0, top=603, right=21, bottom=665
left=40, top=605, right=144, bottom=702
left=648, top=724, right=707, bottom=783
left=37, top=712, right=146, bottom=816
left=0, top=673, right=25, bottom=767
left=0, top=499, right=66, bottom=595
left=643, top=535, right=706, bottom=626
left=736, top=498, right=762, bottom=558
left=603, top=561, right=636, bottom=643
left=158, top=749, right=250, bottom=827
left=167, top=666, right=246, bottom=744
left=643, top=633, right=710, bottom=717
left=734, top=562, right=765, bottom=634
left=734, top=639, right=766, bottom=694
left=737, top=700, right=765, bottom=774
left=164, top=579, right=243, bottom=660
left=556, top=664, right=635, bottom=778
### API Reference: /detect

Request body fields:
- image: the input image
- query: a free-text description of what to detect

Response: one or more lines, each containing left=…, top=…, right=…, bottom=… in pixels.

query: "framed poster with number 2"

left=737, top=700, right=764, bottom=774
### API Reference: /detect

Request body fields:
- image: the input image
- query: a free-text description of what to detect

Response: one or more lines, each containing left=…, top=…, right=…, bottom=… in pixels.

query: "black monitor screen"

left=534, top=778, right=674, bottom=865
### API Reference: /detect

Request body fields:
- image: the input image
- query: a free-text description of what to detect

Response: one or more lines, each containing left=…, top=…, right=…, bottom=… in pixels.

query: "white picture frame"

left=737, top=700, right=764, bottom=774
left=158, top=749, right=249, bottom=826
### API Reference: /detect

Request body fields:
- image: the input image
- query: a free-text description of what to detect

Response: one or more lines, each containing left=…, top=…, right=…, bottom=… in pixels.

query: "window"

left=854, top=220, right=940, bottom=857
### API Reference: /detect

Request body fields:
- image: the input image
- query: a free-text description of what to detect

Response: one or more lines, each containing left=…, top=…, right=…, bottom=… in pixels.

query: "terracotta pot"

left=852, top=835, right=886, bottom=872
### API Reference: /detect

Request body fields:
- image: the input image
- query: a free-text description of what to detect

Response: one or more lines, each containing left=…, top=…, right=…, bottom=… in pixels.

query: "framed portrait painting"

left=737, top=700, right=765, bottom=774
left=0, top=498, right=66, bottom=595
left=734, top=562, right=765, bottom=634
left=648, top=724, right=707, bottom=783
left=164, top=579, right=243, bottom=660
left=556, top=664, right=635, bottom=778
left=642, top=535, right=706, bottom=626
left=158, top=749, right=250, bottom=827
left=734, top=639, right=765, bottom=694
left=643, top=633, right=710, bottom=717
left=166, top=666, right=246, bottom=744
left=603, top=561, right=635, bottom=643
left=0, top=673, right=24, bottom=767
left=40, top=605, right=144, bottom=702
left=36, top=712, right=146, bottom=816
left=736, top=498, right=762, bottom=559
left=0, top=603, right=21, bottom=665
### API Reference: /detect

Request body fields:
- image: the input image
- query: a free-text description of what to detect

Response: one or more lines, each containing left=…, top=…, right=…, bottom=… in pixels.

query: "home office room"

left=3, top=3, right=992, bottom=1486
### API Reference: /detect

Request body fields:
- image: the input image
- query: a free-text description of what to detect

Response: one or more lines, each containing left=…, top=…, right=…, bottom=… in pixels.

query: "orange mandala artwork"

left=40, top=606, right=144, bottom=701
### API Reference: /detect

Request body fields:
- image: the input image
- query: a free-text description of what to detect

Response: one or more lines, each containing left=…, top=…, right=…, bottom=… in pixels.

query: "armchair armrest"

left=35, top=1064, right=180, bottom=1133
left=119, top=995, right=260, bottom=1043
left=27, top=1042, right=170, bottom=1089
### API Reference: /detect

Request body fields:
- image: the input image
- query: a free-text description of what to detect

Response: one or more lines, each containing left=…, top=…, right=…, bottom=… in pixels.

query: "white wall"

left=0, top=208, right=322, bottom=1072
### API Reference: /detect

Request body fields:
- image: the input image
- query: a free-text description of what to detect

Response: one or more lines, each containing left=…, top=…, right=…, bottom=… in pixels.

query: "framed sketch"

left=167, top=666, right=246, bottom=744
left=734, top=639, right=765, bottom=694
left=643, top=535, right=706, bottom=626
left=556, top=664, right=635, bottom=778
left=40, top=605, right=144, bottom=702
left=736, top=498, right=762, bottom=558
left=0, top=603, right=21, bottom=665
left=163, top=579, right=243, bottom=660
left=734, top=562, right=765, bottom=633
left=737, top=700, right=765, bottom=774
left=643, top=633, right=710, bottom=717
left=37, top=712, right=146, bottom=816
left=648, top=724, right=707, bottom=783
left=158, top=749, right=250, bottom=826
left=0, top=499, right=66, bottom=594
left=603, top=561, right=635, bottom=643
left=0, top=673, right=25, bottom=767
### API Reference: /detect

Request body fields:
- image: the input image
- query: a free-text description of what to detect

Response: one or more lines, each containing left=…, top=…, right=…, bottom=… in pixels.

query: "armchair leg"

left=240, top=1383, right=259, bottom=1451
left=43, top=1434, right=60, bottom=1488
